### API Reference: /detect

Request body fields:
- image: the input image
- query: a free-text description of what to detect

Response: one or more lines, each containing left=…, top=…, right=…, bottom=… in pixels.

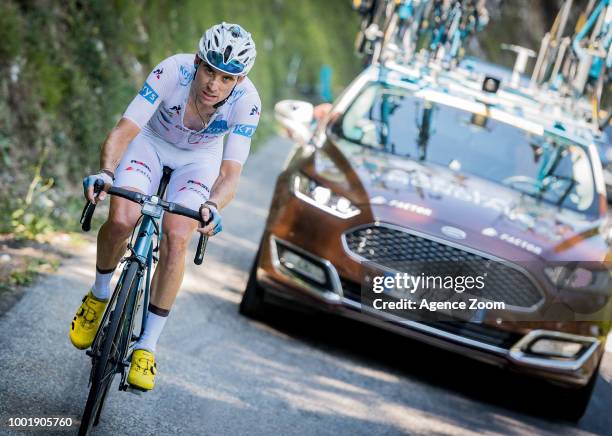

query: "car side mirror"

left=274, top=100, right=314, bottom=144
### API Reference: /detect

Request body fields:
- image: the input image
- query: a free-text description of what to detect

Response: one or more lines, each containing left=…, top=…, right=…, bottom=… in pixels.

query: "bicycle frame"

left=124, top=210, right=158, bottom=344
left=116, top=168, right=175, bottom=369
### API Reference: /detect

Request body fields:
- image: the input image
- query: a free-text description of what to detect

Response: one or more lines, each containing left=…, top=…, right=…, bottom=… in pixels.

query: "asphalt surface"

left=0, top=136, right=611, bottom=435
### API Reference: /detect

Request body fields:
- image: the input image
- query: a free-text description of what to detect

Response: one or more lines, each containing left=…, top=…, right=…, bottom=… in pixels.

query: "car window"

left=332, top=84, right=598, bottom=216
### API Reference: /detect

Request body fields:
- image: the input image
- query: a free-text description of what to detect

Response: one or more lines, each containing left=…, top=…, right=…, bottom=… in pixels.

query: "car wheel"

left=551, top=362, right=600, bottom=422
left=239, top=245, right=267, bottom=319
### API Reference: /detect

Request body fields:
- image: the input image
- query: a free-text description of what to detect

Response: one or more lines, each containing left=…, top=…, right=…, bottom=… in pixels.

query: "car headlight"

left=544, top=265, right=612, bottom=294
left=291, top=173, right=360, bottom=218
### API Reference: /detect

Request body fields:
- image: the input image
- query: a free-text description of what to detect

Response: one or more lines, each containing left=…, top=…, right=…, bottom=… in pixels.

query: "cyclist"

left=69, top=22, right=260, bottom=391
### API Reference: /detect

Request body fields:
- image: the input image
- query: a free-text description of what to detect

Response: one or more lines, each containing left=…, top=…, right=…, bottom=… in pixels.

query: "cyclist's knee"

left=106, top=214, right=137, bottom=238
left=160, top=210, right=198, bottom=255
left=106, top=200, right=140, bottom=238
left=162, top=227, right=192, bottom=254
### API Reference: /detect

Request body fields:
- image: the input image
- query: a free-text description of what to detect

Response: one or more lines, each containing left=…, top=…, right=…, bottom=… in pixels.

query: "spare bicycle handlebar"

left=80, top=179, right=211, bottom=265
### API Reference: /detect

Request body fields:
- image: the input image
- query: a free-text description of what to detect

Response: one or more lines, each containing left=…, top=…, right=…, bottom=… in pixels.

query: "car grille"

left=343, top=225, right=543, bottom=309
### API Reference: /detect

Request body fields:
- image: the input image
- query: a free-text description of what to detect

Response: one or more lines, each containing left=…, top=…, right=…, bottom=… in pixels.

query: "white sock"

left=136, top=310, right=168, bottom=353
left=92, top=267, right=114, bottom=300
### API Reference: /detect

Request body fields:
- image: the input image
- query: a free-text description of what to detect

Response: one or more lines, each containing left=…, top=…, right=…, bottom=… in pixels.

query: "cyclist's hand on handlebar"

left=83, top=171, right=113, bottom=204
left=197, top=203, right=222, bottom=237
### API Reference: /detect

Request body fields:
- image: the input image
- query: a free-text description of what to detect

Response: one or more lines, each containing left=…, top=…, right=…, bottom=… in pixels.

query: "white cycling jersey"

left=113, top=53, right=261, bottom=211
left=123, top=53, right=261, bottom=165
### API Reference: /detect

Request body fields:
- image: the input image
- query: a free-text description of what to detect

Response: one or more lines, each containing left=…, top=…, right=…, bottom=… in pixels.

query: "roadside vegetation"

left=0, top=0, right=362, bottom=298
left=0, top=0, right=361, bottom=241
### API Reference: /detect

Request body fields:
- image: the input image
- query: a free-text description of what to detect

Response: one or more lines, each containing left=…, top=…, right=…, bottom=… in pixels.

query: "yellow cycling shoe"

left=127, top=349, right=157, bottom=391
left=69, top=291, right=108, bottom=350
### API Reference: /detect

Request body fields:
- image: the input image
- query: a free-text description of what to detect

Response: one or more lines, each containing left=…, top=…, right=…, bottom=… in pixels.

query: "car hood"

left=318, top=138, right=610, bottom=262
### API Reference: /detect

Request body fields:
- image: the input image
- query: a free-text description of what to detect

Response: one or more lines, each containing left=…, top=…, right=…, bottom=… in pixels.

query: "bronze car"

left=239, top=64, right=612, bottom=420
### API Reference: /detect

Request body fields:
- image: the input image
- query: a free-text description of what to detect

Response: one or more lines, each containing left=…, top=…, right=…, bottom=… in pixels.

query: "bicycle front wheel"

left=79, top=261, right=140, bottom=436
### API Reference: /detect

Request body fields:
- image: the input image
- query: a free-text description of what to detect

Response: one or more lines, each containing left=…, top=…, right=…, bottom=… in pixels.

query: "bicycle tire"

left=92, top=376, right=112, bottom=427
left=79, top=261, right=140, bottom=436
left=94, top=265, right=144, bottom=427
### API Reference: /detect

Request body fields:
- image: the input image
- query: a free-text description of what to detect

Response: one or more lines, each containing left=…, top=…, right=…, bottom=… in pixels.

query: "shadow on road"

left=247, top=302, right=611, bottom=434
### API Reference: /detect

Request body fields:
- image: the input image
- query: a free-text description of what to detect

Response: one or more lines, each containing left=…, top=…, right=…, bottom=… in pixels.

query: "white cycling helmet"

left=198, top=22, right=257, bottom=76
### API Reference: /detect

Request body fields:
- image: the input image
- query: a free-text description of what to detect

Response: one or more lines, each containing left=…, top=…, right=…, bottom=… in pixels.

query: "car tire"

left=239, top=245, right=267, bottom=319
left=552, top=362, right=600, bottom=422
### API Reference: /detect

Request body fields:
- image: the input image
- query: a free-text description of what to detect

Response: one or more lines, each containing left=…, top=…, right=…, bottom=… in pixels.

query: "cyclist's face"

left=193, top=58, right=243, bottom=108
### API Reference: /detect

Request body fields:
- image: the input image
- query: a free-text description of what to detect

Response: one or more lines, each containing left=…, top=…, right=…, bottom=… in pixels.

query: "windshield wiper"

left=503, top=174, right=578, bottom=207
left=533, top=174, right=577, bottom=206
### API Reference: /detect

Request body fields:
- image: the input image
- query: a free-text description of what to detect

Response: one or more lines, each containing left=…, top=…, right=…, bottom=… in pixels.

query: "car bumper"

left=257, top=233, right=604, bottom=388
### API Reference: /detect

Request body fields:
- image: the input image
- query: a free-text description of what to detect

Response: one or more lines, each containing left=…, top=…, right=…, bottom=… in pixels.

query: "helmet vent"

left=224, top=46, right=233, bottom=63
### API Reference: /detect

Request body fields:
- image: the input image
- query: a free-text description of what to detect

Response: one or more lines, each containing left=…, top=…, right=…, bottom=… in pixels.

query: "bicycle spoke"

left=99, top=365, right=116, bottom=387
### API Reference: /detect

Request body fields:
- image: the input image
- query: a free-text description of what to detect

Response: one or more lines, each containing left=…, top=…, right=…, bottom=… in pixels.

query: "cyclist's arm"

left=122, top=56, right=177, bottom=129
left=207, top=160, right=243, bottom=210
left=99, top=118, right=141, bottom=175
left=198, top=160, right=242, bottom=235
left=221, top=90, right=261, bottom=164
left=198, top=89, right=260, bottom=233
left=85, top=117, right=140, bottom=203
left=90, top=57, right=177, bottom=202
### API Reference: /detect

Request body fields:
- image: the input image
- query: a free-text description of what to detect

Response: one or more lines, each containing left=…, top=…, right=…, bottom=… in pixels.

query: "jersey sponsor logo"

left=130, top=159, right=152, bottom=172
left=153, top=68, right=163, bottom=79
left=250, top=104, right=260, bottom=116
left=159, top=110, right=172, bottom=123
left=156, top=114, right=171, bottom=131
left=233, top=124, right=257, bottom=138
left=179, top=65, right=193, bottom=86
left=228, top=88, right=245, bottom=103
left=124, top=166, right=152, bottom=183
left=203, top=119, right=229, bottom=135
left=178, top=186, right=208, bottom=200
left=169, top=105, right=181, bottom=115
left=139, top=81, right=159, bottom=104
left=187, top=179, right=210, bottom=192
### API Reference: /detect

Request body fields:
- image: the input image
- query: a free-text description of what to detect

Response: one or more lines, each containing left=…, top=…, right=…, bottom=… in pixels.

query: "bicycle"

left=427, top=0, right=487, bottom=67
left=531, top=0, right=611, bottom=126
left=354, top=0, right=429, bottom=65
left=353, top=0, right=488, bottom=67
left=77, top=166, right=209, bottom=435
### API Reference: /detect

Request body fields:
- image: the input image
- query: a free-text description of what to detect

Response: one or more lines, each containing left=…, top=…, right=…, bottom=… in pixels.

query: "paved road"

left=0, top=137, right=611, bottom=435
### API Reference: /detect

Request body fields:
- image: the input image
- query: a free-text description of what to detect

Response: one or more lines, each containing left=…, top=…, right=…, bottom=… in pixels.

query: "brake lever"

left=80, top=179, right=105, bottom=232
left=194, top=232, right=208, bottom=265
left=194, top=215, right=213, bottom=265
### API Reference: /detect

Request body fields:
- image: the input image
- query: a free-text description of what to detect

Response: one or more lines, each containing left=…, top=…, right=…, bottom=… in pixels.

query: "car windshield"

left=331, top=84, right=599, bottom=216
